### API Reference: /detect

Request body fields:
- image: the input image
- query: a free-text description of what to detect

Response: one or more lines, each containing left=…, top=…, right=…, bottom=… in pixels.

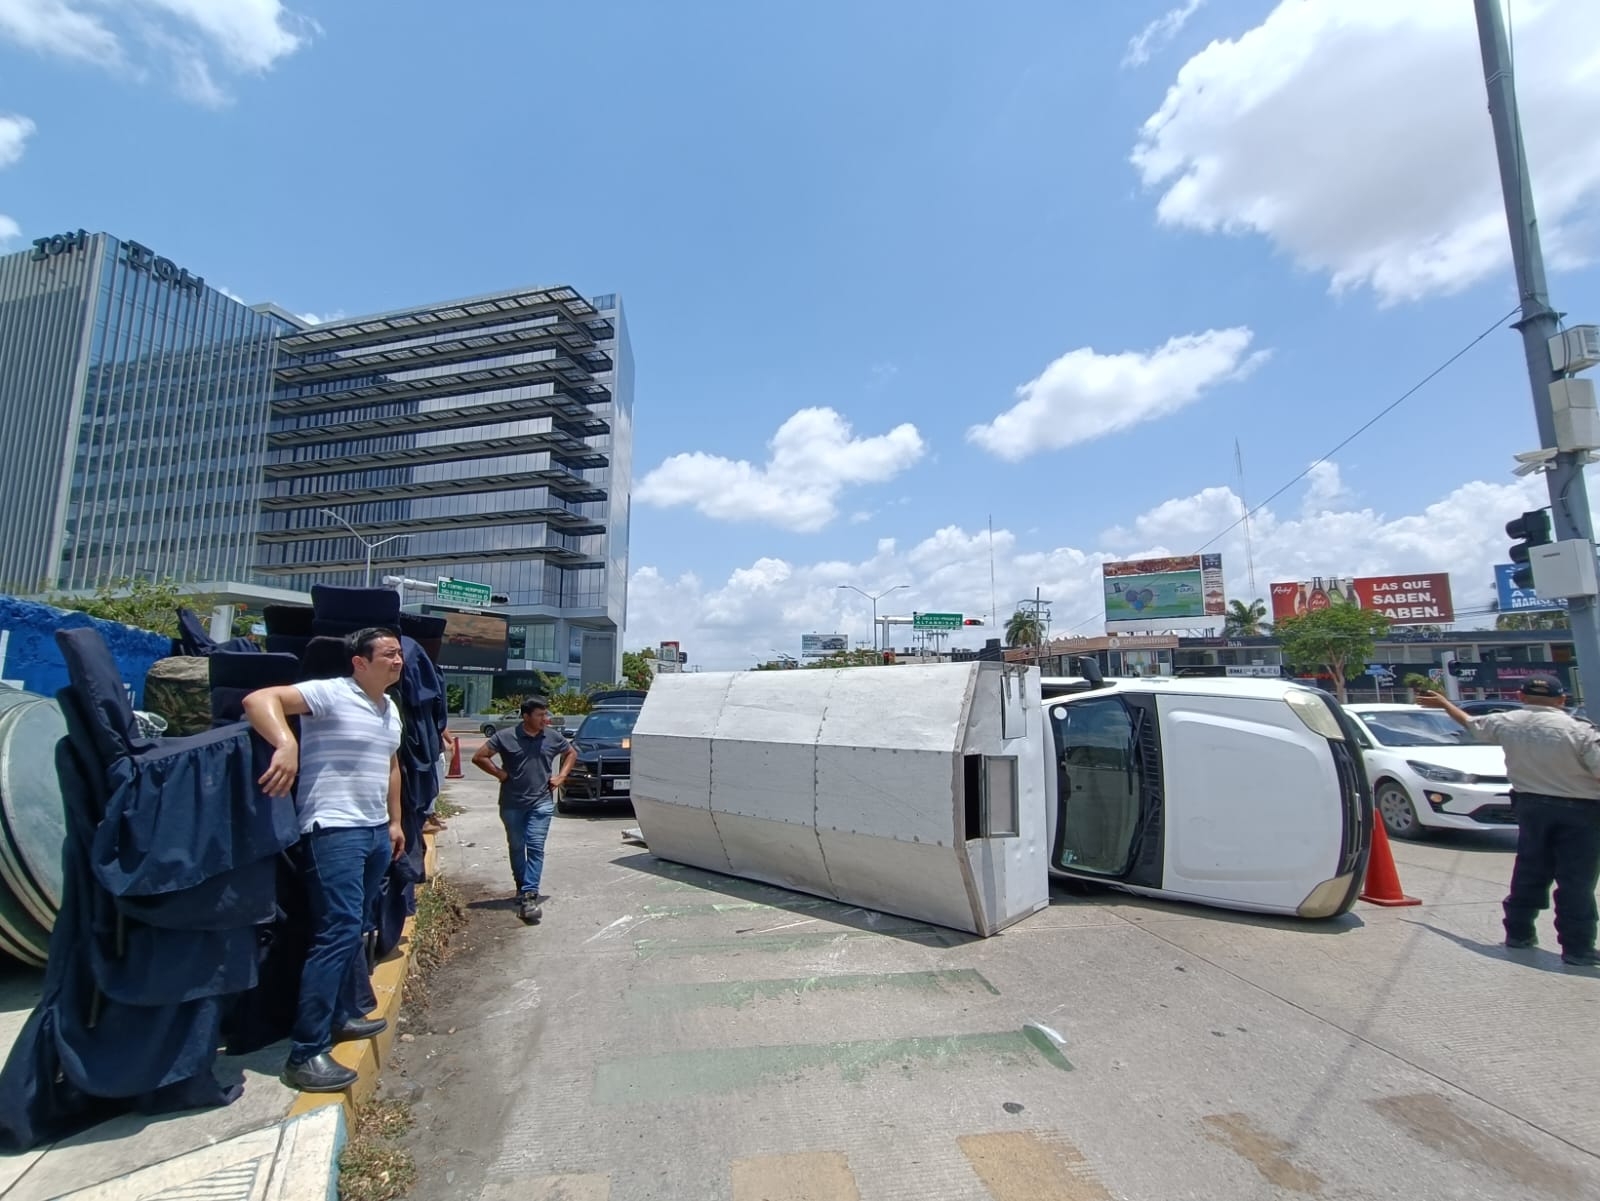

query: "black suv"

left=557, top=690, right=647, bottom=813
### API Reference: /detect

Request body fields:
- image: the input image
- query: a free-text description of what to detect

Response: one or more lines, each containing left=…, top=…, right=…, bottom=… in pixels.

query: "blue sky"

left=3, top=0, right=1599, bottom=667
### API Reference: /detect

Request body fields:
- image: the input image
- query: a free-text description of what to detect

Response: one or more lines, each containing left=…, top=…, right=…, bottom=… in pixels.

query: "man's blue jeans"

left=500, top=796, right=555, bottom=896
left=290, top=824, right=391, bottom=1064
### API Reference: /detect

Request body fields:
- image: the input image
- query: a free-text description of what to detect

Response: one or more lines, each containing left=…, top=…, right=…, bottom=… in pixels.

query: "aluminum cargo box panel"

left=814, top=744, right=960, bottom=846
left=815, top=830, right=978, bottom=934
left=709, top=810, right=835, bottom=899
left=633, top=733, right=716, bottom=810
left=627, top=796, right=733, bottom=874
left=813, top=662, right=973, bottom=753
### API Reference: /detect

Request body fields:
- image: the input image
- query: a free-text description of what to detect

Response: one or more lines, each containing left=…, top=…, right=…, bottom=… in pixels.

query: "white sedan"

left=1344, top=704, right=1518, bottom=839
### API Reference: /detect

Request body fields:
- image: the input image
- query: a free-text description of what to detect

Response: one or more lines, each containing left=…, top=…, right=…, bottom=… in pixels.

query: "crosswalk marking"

left=959, top=1132, right=1114, bottom=1201
left=731, top=1152, right=863, bottom=1201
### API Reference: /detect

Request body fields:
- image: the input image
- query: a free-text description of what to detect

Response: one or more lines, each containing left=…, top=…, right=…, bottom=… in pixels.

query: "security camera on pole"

left=1476, top=0, right=1600, bottom=705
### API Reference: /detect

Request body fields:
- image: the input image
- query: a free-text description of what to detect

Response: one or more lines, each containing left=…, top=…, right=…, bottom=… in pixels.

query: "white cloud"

left=628, top=473, right=1558, bottom=669
left=297, top=310, right=343, bottom=326
left=967, top=328, right=1266, bottom=461
left=1301, top=460, right=1348, bottom=514
left=0, top=112, right=35, bottom=167
left=0, top=0, right=313, bottom=104
left=1131, top=0, right=1600, bottom=305
left=1123, top=0, right=1205, bottom=69
left=0, top=112, right=33, bottom=249
left=636, top=407, right=927, bottom=533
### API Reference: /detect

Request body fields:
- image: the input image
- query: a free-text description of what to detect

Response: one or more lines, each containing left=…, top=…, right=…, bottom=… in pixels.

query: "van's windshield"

left=1356, top=710, right=1470, bottom=747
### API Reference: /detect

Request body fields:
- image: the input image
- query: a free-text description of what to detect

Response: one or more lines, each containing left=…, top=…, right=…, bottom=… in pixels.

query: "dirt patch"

left=1372, top=1094, right=1589, bottom=1200
left=1199, top=1113, right=1323, bottom=1195
left=403, top=872, right=468, bottom=1010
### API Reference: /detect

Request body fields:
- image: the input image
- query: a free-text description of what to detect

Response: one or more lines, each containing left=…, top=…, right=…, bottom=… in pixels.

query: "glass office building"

left=258, top=287, right=633, bottom=687
left=0, top=229, right=631, bottom=687
left=0, top=230, right=291, bottom=593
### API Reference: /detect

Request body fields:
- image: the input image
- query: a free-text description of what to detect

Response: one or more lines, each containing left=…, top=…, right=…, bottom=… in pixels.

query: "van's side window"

left=1050, top=699, right=1144, bottom=876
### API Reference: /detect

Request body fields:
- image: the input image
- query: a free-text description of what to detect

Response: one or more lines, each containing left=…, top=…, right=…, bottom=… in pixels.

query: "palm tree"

left=1223, top=598, right=1269, bottom=638
left=1005, top=608, right=1043, bottom=648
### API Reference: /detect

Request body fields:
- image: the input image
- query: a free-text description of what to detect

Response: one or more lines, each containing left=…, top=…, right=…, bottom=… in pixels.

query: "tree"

left=1223, top=598, right=1269, bottom=638
left=46, top=576, right=206, bottom=639
left=1274, top=606, right=1392, bottom=703
left=1005, top=608, right=1043, bottom=649
left=621, top=650, right=654, bottom=691
left=1496, top=609, right=1569, bottom=631
left=1402, top=672, right=1442, bottom=696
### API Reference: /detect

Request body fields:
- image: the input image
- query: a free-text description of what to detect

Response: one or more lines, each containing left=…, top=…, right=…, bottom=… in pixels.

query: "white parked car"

left=1344, top=704, right=1517, bottom=839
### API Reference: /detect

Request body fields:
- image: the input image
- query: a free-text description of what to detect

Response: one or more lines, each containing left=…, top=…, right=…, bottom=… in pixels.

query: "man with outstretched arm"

left=243, top=627, right=408, bottom=1092
left=472, top=696, right=575, bottom=925
left=1419, top=677, right=1600, bottom=968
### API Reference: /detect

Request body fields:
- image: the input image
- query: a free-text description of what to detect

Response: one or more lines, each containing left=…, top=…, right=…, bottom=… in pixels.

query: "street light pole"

left=318, top=509, right=411, bottom=587
left=1473, top=0, right=1600, bottom=706
left=836, top=583, right=908, bottom=652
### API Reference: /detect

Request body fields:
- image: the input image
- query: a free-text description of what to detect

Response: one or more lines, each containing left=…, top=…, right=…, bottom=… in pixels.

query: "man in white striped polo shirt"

left=244, top=627, right=407, bottom=1093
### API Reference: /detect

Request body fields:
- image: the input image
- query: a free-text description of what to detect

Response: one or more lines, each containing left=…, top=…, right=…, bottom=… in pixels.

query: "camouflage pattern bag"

left=143, top=656, right=213, bottom=736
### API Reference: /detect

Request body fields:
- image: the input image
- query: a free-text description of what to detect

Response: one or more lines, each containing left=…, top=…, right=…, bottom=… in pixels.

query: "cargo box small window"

left=964, top=753, right=1020, bottom=840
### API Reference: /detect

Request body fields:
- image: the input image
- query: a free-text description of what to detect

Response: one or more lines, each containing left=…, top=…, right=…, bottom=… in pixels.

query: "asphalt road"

left=391, top=772, right=1600, bottom=1201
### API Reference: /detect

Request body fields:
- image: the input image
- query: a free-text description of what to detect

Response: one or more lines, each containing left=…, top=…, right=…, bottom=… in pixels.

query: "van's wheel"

left=555, top=790, right=574, bottom=815
left=480, top=722, right=497, bottom=737
left=1376, top=781, right=1425, bottom=840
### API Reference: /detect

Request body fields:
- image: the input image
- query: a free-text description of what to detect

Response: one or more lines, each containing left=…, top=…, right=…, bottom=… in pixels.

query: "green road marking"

left=633, top=928, right=946, bottom=958
left=593, top=1027, right=1071, bottom=1104
left=626, top=968, right=1000, bottom=1014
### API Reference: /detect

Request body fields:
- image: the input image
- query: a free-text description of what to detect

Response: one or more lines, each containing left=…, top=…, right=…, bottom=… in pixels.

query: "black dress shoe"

left=1504, top=936, right=1537, bottom=949
left=335, top=1017, right=388, bottom=1041
left=1562, top=948, right=1600, bottom=967
left=283, top=1053, right=358, bottom=1093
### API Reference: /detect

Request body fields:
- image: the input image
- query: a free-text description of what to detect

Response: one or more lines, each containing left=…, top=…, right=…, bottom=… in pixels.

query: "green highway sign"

left=437, top=577, right=493, bottom=606
left=913, top=612, right=962, bottom=631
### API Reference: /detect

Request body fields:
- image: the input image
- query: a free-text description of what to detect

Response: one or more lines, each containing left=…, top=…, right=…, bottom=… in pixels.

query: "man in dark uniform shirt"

left=472, top=697, right=576, bottom=925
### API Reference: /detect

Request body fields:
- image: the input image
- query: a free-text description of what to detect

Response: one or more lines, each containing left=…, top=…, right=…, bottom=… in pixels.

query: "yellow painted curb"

left=288, top=833, right=441, bottom=1121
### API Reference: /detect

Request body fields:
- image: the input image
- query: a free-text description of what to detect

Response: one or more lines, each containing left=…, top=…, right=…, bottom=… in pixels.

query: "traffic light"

left=963, top=618, right=984, bottom=626
left=1506, top=508, right=1553, bottom=589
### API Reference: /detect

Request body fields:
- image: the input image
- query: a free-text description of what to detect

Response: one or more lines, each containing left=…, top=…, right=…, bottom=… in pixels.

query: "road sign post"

left=437, top=577, right=493, bottom=606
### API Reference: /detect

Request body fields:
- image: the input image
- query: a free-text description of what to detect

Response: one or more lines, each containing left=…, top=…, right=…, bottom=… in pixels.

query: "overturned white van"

left=631, top=665, right=1373, bottom=934
left=630, top=662, right=1049, bottom=936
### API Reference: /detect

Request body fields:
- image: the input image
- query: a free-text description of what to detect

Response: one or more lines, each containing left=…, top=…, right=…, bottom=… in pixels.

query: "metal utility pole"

left=320, top=509, right=410, bottom=587
left=837, top=583, right=908, bottom=652
left=1015, top=587, right=1052, bottom=652
left=1474, top=0, right=1600, bottom=705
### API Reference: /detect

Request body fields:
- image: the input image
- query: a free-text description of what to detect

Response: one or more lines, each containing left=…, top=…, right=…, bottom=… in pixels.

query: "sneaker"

left=517, top=894, right=543, bottom=925
left=1504, top=935, right=1538, bottom=950
left=1561, top=948, right=1600, bottom=968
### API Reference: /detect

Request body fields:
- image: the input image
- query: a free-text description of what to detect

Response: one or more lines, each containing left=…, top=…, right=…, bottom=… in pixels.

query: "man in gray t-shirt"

left=472, top=697, right=575, bottom=924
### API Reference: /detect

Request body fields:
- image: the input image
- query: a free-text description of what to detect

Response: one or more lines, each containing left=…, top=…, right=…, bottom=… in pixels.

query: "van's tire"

left=1376, top=780, right=1426, bottom=840
left=480, top=722, right=498, bottom=737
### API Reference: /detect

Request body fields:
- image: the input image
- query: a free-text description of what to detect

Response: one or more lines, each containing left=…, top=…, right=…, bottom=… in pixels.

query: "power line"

left=1043, top=306, right=1523, bottom=642
left=1196, top=305, right=1520, bottom=552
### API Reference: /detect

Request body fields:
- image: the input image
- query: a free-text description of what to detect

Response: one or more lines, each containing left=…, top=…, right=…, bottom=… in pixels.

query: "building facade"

left=0, top=230, right=289, bottom=593
left=257, top=287, right=632, bottom=690
left=0, top=230, right=630, bottom=687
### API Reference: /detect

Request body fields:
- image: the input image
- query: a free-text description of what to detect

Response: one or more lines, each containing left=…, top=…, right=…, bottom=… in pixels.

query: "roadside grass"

left=338, top=1100, right=415, bottom=1201
left=338, top=868, right=468, bottom=1199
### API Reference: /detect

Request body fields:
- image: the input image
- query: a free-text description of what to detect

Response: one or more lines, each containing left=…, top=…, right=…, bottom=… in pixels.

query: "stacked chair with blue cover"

left=0, top=627, right=300, bottom=1149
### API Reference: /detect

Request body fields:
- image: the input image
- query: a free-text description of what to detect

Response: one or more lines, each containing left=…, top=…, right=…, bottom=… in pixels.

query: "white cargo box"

left=631, top=661, right=1048, bottom=936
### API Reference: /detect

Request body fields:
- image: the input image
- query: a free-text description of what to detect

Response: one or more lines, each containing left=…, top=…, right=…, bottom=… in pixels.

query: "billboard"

left=1103, top=554, right=1225, bottom=622
left=801, top=633, right=848, bottom=659
left=1494, top=564, right=1565, bottom=614
left=656, top=640, right=683, bottom=673
left=1268, top=574, right=1455, bottom=626
left=422, top=605, right=508, bottom=673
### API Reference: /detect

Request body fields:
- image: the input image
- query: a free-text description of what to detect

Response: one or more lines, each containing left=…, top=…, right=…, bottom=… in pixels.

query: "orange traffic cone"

left=1359, top=816, right=1420, bottom=906
left=446, top=737, right=463, bottom=780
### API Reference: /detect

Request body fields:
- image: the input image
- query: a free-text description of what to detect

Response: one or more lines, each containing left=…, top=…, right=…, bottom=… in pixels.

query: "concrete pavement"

left=393, top=773, right=1600, bottom=1201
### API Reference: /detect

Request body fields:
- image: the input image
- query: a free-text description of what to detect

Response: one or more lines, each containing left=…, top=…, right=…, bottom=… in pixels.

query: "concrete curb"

left=287, top=833, right=440, bottom=1123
